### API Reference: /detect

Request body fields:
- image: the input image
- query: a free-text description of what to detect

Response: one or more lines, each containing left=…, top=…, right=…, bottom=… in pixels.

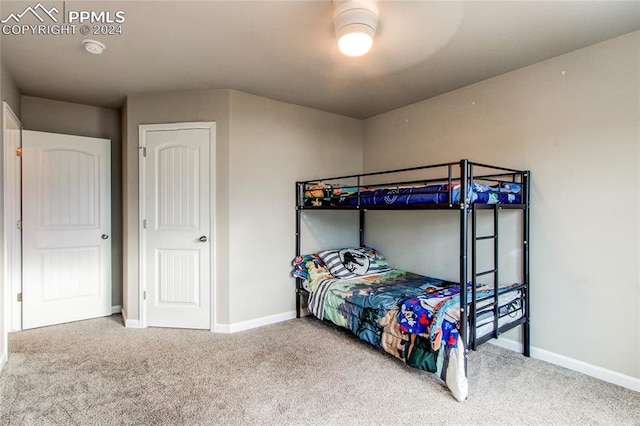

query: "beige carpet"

left=0, top=315, right=638, bottom=425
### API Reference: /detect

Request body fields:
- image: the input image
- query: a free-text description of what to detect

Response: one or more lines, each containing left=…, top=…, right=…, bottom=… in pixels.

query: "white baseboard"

left=489, top=337, right=640, bottom=393
left=0, top=353, right=6, bottom=371
left=111, top=305, right=122, bottom=315
left=214, top=310, right=298, bottom=334
left=121, top=308, right=141, bottom=329
left=488, top=336, right=523, bottom=353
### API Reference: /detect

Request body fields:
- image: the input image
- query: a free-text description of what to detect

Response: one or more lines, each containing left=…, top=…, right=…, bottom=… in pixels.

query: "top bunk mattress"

left=303, top=182, right=522, bottom=207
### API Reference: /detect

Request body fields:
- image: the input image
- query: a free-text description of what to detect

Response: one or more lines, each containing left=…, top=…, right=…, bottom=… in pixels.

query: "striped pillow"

left=317, top=247, right=390, bottom=279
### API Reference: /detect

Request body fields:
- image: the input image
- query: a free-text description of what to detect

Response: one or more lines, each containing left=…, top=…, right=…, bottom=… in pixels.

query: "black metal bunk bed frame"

left=294, top=159, right=531, bottom=363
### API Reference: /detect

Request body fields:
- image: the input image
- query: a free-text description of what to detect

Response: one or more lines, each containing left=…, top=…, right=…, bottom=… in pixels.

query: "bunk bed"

left=293, top=159, right=530, bottom=401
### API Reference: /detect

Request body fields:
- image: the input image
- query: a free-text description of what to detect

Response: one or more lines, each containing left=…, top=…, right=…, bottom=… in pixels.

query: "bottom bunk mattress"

left=305, top=269, right=522, bottom=401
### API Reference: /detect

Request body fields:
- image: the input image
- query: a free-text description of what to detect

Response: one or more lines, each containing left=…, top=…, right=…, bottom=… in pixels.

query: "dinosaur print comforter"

left=307, top=269, right=469, bottom=400
left=305, top=269, right=524, bottom=401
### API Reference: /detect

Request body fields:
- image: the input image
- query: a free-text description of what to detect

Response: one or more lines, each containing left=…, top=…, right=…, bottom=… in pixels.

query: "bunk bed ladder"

left=523, top=170, right=531, bottom=357
left=459, top=160, right=469, bottom=371
left=470, top=203, right=500, bottom=351
left=295, top=181, right=304, bottom=319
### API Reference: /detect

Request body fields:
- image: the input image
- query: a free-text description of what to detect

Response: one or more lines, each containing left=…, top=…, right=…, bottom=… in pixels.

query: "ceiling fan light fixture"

left=337, top=24, right=375, bottom=57
left=333, top=0, right=378, bottom=57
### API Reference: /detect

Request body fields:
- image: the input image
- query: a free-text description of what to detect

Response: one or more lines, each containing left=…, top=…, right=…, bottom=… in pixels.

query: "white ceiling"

left=1, top=0, right=639, bottom=119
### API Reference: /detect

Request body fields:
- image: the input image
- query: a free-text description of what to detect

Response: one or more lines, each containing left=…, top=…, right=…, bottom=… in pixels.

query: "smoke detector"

left=82, top=39, right=106, bottom=55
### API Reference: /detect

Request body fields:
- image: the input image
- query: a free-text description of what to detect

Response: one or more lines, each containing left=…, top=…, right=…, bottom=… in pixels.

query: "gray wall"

left=1, top=65, right=20, bottom=119
left=121, top=102, right=129, bottom=316
left=20, top=96, right=123, bottom=308
left=0, top=59, right=5, bottom=364
left=363, top=32, right=640, bottom=379
left=228, top=90, right=362, bottom=323
left=122, top=89, right=363, bottom=326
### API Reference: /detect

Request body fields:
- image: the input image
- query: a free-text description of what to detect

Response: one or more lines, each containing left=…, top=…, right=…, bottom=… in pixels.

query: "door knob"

left=199, top=236, right=208, bottom=242
left=101, top=234, right=109, bottom=240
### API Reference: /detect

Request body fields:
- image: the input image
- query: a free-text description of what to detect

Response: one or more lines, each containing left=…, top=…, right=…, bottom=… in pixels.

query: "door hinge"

left=140, top=146, right=146, bottom=157
left=16, top=219, right=22, bottom=230
left=16, top=147, right=22, bottom=157
left=17, top=292, right=22, bottom=302
left=143, top=219, right=147, bottom=229
left=143, top=291, right=147, bottom=300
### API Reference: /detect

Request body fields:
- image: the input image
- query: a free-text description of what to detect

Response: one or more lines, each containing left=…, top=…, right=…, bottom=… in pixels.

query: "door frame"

left=3, top=102, right=22, bottom=335
left=138, top=122, right=216, bottom=330
left=2, top=102, right=22, bottom=369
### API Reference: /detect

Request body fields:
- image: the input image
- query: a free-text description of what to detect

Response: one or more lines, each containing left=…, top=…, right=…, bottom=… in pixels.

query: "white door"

left=140, top=123, right=213, bottom=330
left=22, top=131, right=111, bottom=329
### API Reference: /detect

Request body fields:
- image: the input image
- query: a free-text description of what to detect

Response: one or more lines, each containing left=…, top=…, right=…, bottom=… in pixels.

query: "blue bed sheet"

left=348, top=183, right=521, bottom=206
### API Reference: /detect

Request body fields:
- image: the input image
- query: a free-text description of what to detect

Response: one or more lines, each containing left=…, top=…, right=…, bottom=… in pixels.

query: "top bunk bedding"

left=303, top=181, right=522, bottom=207
left=297, top=159, right=528, bottom=209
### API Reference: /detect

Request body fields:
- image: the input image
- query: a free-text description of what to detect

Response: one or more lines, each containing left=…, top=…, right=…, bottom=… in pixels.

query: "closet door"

left=140, top=123, right=214, bottom=330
